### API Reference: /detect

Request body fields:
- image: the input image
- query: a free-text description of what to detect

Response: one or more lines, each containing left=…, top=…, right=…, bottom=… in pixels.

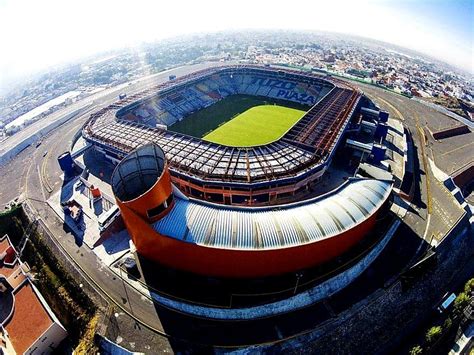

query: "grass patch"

left=169, top=94, right=308, bottom=139
left=75, top=314, right=99, bottom=354
left=203, top=104, right=304, bottom=147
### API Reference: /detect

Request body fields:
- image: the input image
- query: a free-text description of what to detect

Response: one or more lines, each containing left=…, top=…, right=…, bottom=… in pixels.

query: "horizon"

left=0, top=0, right=472, bottom=90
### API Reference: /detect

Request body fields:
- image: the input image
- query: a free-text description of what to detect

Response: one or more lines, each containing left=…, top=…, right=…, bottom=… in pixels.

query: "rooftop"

left=4, top=283, right=54, bottom=354
left=84, top=65, right=360, bottom=185
left=153, top=178, right=392, bottom=250
left=0, top=235, right=64, bottom=354
left=0, top=235, right=19, bottom=279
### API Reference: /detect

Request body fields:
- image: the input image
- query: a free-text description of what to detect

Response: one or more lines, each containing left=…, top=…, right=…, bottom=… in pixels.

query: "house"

left=0, top=235, right=67, bottom=355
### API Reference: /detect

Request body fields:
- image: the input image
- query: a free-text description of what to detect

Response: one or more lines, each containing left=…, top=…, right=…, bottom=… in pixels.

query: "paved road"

left=0, top=64, right=469, bottom=352
left=349, top=82, right=467, bottom=243
left=359, top=84, right=473, bottom=176
left=1, top=64, right=224, bottom=352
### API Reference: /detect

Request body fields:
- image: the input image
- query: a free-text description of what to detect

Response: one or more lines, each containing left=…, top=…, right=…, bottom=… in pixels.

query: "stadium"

left=82, top=65, right=395, bottom=278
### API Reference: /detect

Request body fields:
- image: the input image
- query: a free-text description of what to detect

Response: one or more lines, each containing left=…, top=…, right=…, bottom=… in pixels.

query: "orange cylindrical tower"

left=111, top=143, right=174, bottom=223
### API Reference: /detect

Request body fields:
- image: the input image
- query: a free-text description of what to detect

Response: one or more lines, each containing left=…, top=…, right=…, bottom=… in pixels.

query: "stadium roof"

left=84, top=65, right=360, bottom=185
left=153, top=178, right=392, bottom=250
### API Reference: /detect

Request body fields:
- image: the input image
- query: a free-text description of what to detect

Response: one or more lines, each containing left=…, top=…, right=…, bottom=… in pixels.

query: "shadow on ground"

left=116, top=214, right=431, bottom=349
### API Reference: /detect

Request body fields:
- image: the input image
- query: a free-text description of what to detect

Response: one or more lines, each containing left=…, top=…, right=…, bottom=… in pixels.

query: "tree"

left=464, top=278, right=474, bottom=294
left=453, top=292, right=470, bottom=316
left=425, top=326, right=442, bottom=344
left=409, top=345, right=423, bottom=355
left=443, top=317, right=452, bottom=330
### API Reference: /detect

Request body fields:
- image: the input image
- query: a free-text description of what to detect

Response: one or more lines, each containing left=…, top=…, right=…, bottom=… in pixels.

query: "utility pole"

left=294, top=272, right=304, bottom=295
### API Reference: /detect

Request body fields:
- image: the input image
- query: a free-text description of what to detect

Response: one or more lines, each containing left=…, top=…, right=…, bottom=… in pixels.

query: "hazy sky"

left=0, top=0, right=472, bottom=86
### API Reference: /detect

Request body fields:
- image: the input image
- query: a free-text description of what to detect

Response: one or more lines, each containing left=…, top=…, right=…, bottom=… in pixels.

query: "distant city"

left=0, top=30, right=473, bottom=142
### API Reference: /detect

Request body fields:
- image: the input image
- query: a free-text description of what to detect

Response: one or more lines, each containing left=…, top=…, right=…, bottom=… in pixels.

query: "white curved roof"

left=153, top=178, right=392, bottom=250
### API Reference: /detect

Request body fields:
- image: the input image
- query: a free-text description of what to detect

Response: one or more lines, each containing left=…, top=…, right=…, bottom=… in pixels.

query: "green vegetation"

left=169, top=94, right=307, bottom=140
left=453, top=292, right=470, bottom=315
left=464, top=278, right=474, bottom=293
left=451, top=277, right=474, bottom=318
left=0, top=205, right=23, bottom=238
left=404, top=277, right=474, bottom=354
left=425, top=326, right=442, bottom=344
left=203, top=104, right=304, bottom=147
left=4, top=206, right=98, bottom=352
left=443, top=317, right=452, bottom=330
left=75, top=315, right=99, bottom=354
left=409, top=345, right=423, bottom=355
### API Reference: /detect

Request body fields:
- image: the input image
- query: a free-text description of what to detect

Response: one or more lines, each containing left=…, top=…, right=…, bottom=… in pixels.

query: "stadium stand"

left=83, top=65, right=361, bottom=205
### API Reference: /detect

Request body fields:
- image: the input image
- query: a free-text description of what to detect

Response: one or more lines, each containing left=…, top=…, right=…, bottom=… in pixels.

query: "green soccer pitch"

left=203, top=105, right=305, bottom=147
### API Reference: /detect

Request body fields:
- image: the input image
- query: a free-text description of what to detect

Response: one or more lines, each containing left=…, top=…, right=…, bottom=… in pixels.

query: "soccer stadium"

left=82, top=65, right=395, bottom=278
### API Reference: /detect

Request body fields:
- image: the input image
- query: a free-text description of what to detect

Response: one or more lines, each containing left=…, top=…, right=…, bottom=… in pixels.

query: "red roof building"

left=0, top=235, right=68, bottom=354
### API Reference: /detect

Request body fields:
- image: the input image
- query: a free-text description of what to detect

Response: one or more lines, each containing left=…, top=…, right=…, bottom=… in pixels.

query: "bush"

left=453, top=292, right=470, bottom=315
left=13, top=207, right=97, bottom=346
left=425, top=326, right=442, bottom=344
left=409, top=345, right=423, bottom=355
left=443, top=317, right=452, bottom=330
left=0, top=206, right=23, bottom=240
left=464, top=278, right=474, bottom=294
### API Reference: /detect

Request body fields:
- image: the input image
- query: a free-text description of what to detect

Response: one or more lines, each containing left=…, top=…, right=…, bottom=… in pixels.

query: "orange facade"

left=112, top=143, right=381, bottom=278
left=115, top=163, right=174, bottom=223
left=119, top=200, right=379, bottom=278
